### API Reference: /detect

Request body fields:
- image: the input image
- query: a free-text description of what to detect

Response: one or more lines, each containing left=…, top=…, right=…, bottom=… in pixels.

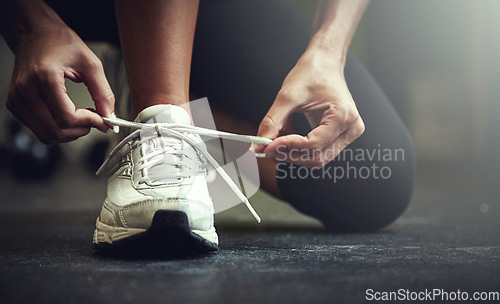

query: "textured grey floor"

left=0, top=161, right=499, bottom=304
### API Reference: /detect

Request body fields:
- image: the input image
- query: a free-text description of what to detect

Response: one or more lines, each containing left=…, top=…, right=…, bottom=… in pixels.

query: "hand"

left=256, top=49, right=365, bottom=168
left=6, top=21, right=115, bottom=144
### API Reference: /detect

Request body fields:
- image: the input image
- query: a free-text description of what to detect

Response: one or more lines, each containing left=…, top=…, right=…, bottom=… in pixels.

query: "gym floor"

left=0, top=160, right=498, bottom=304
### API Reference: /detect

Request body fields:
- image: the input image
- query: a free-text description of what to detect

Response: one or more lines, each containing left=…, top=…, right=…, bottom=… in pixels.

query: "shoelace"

left=97, top=115, right=272, bottom=223
left=137, top=135, right=189, bottom=184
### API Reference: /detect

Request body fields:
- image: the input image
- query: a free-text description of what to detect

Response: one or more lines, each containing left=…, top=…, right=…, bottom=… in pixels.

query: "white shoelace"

left=97, top=116, right=272, bottom=223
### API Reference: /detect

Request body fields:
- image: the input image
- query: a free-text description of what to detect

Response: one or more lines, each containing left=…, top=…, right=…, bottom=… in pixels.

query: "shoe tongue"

left=134, top=104, right=191, bottom=125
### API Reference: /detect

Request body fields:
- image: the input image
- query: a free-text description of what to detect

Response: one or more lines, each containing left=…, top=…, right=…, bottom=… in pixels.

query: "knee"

left=332, top=155, right=416, bottom=232
left=281, top=142, right=416, bottom=233
left=322, top=179, right=414, bottom=233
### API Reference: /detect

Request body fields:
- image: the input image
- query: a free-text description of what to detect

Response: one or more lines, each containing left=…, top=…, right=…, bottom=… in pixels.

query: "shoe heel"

left=149, top=210, right=189, bottom=233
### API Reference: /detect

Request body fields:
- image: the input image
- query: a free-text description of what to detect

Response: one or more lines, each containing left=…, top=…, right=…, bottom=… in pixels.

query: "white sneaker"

left=93, top=104, right=218, bottom=253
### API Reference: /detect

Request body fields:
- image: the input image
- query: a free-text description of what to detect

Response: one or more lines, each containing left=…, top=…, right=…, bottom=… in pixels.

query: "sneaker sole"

left=93, top=210, right=218, bottom=255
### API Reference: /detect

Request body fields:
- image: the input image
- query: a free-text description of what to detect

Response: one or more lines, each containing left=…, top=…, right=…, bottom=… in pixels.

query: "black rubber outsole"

left=94, top=210, right=218, bottom=257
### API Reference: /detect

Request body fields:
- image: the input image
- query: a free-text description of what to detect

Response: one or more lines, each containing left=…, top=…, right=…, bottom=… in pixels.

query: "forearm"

left=308, top=0, right=370, bottom=69
left=114, top=0, right=199, bottom=117
left=0, top=0, right=66, bottom=54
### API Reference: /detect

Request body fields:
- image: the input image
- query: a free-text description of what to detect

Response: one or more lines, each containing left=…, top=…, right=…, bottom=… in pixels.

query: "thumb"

left=255, top=101, right=293, bottom=152
left=79, top=59, right=115, bottom=118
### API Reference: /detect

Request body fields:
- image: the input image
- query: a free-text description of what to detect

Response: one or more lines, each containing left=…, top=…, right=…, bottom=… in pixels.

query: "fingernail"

left=261, top=132, right=273, bottom=140
left=110, top=113, right=119, bottom=133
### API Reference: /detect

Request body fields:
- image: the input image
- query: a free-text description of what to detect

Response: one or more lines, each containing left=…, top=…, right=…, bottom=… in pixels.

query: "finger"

left=38, top=67, right=109, bottom=132
left=257, top=105, right=291, bottom=139
left=312, top=126, right=362, bottom=167
left=269, top=119, right=364, bottom=168
left=9, top=91, right=91, bottom=144
left=267, top=137, right=338, bottom=168
left=265, top=135, right=334, bottom=167
left=301, top=103, right=350, bottom=151
left=264, top=103, right=349, bottom=157
left=255, top=99, right=294, bottom=153
left=263, top=125, right=346, bottom=158
left=77, top=56, right=115, bottom=118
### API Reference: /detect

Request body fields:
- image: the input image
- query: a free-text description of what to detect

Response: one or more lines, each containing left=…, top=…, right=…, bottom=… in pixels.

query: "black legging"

left=49, top=0, right=416, bottom=232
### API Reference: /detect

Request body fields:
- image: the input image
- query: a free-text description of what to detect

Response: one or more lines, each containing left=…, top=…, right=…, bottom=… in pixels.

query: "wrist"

left=306, top=31, right=348, bottom=71
left=3, top=0, right=66, bottom=53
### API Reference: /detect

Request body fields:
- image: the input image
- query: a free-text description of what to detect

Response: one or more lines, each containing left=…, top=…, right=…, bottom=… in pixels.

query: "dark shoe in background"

left=5, top=116, right=62, bottom=180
